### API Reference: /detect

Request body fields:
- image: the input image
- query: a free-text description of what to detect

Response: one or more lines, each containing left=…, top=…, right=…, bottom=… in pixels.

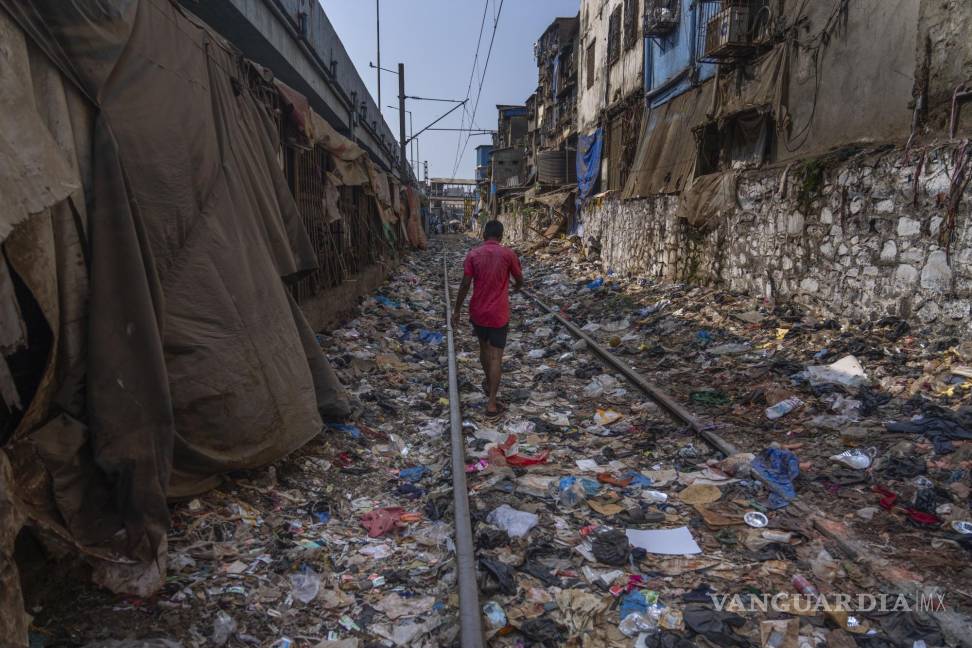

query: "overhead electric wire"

left=450, top=0, right=505, bottom=179
left=449, top=0, right=491, bottom=177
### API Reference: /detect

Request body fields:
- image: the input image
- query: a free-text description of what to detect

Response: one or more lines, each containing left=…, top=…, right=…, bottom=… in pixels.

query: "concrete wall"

left=504, top=143, right=972, bottom=328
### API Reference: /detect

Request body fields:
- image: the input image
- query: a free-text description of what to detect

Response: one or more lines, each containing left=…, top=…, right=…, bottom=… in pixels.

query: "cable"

left=449, top=0, right=491, bottom=178
left=451, top=0, right=505, bottom=179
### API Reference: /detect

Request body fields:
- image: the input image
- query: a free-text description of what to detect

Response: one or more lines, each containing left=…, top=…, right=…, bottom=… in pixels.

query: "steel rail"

left=442, top=259, right=485, bottom=648
left=520, top=288, right=739, bottom=457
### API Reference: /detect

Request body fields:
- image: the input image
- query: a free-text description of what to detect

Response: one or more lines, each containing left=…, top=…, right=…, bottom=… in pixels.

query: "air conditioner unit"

left=644, top=0, right=679, bottom=38
left=704, top=5, right=752, bottom=61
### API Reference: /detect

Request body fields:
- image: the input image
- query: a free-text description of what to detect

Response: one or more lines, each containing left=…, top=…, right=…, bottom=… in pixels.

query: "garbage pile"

left=30, top=234, right=972, bottom=647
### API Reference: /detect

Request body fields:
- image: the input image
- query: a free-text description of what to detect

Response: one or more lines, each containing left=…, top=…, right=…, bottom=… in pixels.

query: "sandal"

left=484, top=402, right=507, bottom=418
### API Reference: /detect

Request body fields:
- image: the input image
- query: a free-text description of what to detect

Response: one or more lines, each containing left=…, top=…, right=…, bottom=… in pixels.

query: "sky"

left=324, top=0, right=579, bottom=180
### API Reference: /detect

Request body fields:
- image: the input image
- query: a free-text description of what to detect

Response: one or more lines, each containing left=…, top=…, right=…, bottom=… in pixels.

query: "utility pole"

left=398, top=62, right=408, bottom=184
left=376, top=0, right=381, bottom=110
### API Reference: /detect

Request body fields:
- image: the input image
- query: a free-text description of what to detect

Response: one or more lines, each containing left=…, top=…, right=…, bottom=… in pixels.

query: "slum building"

left=490, top=104, right=531, bottom=217
left=0, top=0, right=427, bottom=641
left=503, top=0, right=972, bottom=331
left=487, top=16, right=583, bottom=244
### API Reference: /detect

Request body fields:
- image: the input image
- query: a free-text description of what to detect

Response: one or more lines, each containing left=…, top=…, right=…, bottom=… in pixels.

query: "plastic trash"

left=527, top=348, right=546, bottom=359
left=487, top=504, right=539, bottom=538
left=482, top=601, right=507, bottom=629
left=374, top=295, right=400, bottom=308
left=399, top=466, right=429, bottom=482
left=591, top=528, right=630, bottom=565
left=586, top=277, right=604, bottom=290
left=620, top=590, right=648, bottom=619
left=810, top=547, right=838, bottom=582
left=829, top=448, right=876, bottom=470
left=750, top=448, right=800, bottom=509
left=550, top=476, right=587, bottom=510
left=593, top=408, right=623, bottom=425
left=289, top=566, right=321, bottom=603
left=619, top=606, right=663, bottom=637
left=640, top=489, right=668, bottom=503
left=743, top=511, right=768, bottom=527
left=791, top=574, right=818, bottom=596
left=802, top=354, right=868, bottom=387
left=212, top=611, right=237, bottom=646
left=418, top=419, right=447, bottom=437
left=765, top=397, right=803, bottom=420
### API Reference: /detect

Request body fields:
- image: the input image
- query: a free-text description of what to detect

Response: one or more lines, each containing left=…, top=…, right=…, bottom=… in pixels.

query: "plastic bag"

left=212, top=611, right=237, bottom=646
left=289, top=566, right=321, bottom=603
left=487, top=504, right=539, bottom=538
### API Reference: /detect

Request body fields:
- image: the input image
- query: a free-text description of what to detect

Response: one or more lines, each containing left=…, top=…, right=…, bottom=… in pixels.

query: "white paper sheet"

left=626, top=527, right=702, bottom=555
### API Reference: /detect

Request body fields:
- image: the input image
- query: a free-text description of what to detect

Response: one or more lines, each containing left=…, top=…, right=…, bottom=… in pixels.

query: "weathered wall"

left=578, top=0, right=643, bottom=131
left=780, top=0, right=919, bottom=162
left=916, top=0, right=972, bottom=135
left=505, top=144, right=972, bottom=328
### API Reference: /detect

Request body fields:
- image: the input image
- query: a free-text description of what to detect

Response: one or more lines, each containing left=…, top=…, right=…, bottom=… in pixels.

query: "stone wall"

left=505, top=143, right=972, bottom=328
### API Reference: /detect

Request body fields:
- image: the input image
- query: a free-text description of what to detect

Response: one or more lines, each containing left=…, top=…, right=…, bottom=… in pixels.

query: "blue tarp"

left=576, top=128, right=603, bottom=210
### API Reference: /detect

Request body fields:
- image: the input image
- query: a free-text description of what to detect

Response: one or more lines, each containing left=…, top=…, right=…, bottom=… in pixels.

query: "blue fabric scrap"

left=750, top=447, right=800, bottom=509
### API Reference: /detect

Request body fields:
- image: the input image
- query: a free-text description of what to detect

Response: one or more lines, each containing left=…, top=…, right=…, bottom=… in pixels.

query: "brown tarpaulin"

left=622, top=82, right=715, bottom=198
left=675, top=171, right=740, bottom=229
left=404, top=186, right=427, bottom=250
left=711, top=42, right=790, bottom=127
left=0, top=0, right=350, bottom=605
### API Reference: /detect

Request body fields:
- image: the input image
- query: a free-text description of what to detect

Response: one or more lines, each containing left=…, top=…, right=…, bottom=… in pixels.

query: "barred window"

left=607, top=6, right=622, bottom=65
left=623, top=0, right=639, bottom=50
left=586, top=42, right=596, bottom=89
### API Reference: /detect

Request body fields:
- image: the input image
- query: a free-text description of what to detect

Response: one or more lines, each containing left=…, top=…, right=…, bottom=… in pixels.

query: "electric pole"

left=398, top=62, right=408, bottom=184
left=376, top=0, right=381, bottom=110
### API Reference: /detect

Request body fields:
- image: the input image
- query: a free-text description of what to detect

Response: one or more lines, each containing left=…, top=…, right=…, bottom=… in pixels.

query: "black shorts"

left=472, top=322, right=509, bottom=349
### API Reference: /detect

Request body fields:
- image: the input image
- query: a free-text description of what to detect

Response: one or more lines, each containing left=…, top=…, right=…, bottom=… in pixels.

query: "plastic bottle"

left=766, top=397, right=804, bottom=420
left=791, top=574, right=819, bottom=596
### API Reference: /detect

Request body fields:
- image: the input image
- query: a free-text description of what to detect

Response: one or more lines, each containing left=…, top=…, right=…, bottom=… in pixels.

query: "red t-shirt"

left=463, top=240, right=523, bottom=328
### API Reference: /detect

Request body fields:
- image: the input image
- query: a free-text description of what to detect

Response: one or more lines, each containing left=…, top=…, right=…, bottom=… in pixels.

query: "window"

left=606, top=116, right=623, bottom=190
left=586, top=42, right=595, bottom=89
left=623, top=0, right=639, bottom=49
left=607, top=7, right=622, bottom=65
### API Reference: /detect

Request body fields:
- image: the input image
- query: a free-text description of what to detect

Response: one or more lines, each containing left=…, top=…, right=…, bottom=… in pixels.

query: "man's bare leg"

left=478, top=336, right=489, bottom=394
left=485, top=344, right=503, bottom=414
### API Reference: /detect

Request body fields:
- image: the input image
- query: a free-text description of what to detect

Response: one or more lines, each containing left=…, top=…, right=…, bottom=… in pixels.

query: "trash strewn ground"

left=26, top=234, right=972, bottom=647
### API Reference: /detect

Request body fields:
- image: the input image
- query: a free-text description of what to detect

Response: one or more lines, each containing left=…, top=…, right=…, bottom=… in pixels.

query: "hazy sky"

left=324, top=0, right=579, bottom=180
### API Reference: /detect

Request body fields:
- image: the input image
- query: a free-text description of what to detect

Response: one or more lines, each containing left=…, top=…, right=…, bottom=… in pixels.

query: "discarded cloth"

left=750, top=448, right=800, bottom=509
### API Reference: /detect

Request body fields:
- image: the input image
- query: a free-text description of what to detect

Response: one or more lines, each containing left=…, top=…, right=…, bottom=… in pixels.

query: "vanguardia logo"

left=709, top=592, right=948, bottom=613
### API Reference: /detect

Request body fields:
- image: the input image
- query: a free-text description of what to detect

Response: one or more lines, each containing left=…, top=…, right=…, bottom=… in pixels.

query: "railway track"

left=441, top=255, right=741, bottom=646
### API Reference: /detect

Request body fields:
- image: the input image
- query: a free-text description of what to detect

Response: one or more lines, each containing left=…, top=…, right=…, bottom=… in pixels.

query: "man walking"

left=452, top=220, right=523, bottom=417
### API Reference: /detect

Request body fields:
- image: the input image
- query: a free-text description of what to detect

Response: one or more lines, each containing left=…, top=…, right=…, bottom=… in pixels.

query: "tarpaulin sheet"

left=309, top=110, right=365, bottom=162
left=276, top=78, right=313, bottom=144
left=711, top=42, right=789, bottom=127
left=675, top=171, right=739, bottom=229
left=404, top=186, right=427, bottom=250
left=0, top=13, right=79, bottom=242
left=576, top=128, right=602, bottom=208
left=623, top=81, right=714, bottom=198
left=0, top=8, right=91, bottom=445
left=0, top=0, right=349, bottom=577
